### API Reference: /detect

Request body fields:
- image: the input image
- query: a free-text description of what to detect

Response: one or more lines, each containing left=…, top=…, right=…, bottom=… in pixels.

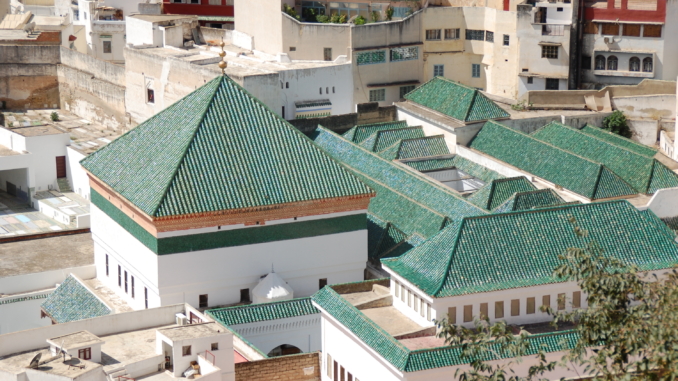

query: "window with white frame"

left=472, top=64, right=481, bottom=78
left=369, top=89, right=385, bottom=102
left=541, top=45, right=559, bottom=59
left=465, top=29, right=484, bottom=41
left=433, top=64, right=444, bottom=77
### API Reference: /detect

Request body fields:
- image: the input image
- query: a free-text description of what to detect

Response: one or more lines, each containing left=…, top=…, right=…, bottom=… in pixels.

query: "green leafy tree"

left=385, top=6, right=394, bottom=21
left=436, top=217, right=678, bottom=380
left=283, top=4, right=300, bottom=20
left=370, top=10, right=380, bottom=22
left=316, top=14, right=329, bottom=23
left=354, top=15, right=366, bottom=25
left=602, top=110, right=632, bottom=138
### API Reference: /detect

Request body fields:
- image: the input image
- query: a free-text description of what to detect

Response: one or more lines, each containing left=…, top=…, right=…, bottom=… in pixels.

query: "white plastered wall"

left=229, top=313, right=321, bottom=355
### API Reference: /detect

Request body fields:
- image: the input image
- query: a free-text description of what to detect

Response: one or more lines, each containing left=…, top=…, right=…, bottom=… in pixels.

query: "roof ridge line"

left=485, top=180, right=498, bottom=210
left=464, top=90, right=478, bottom=122
left=582, top=123, right=657, bottom=153
left=317, top=126, right=486, bottom=213
left=209, top=296, right=313, bottom=311
left=473, top=198, right=632, bottom=219
left=151, top=77, right=224, bottom=217
left=593, top=165, right=636, bottom=199
left=432, top=219, right=466, bottom=296
left=547, top=121, right=653, bottom=159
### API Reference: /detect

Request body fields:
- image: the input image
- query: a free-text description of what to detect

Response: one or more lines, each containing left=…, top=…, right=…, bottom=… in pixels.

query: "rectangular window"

left=394, top=282, right=400, bottom=298
left=390, top=46, right=418, bottom=62
left=190, top=0, right=199, bottom=4
left=319, top=278, right=328, bottom=290
left=147, top=88, right=155, bottom=104
left=407, top=289, right=412, bottom=307
left=541, top=45, right=559, bottom=59
left=444, top=28, right=460, bottom=39
left=472, top=64, right=481, bottom=78
left=584, top=22, right=599, bottom=34
left=182, top=345, right=191, bottom=356
left=495, top=301, right=504, bottom=318
left=333, top=361, right=338, bottom=381
left=78, top=348, right=91, bottom=360
left=622, top=24, right=641, bottom=37
left=356, top=50, right=386, bottom=65
left=145, top=287, right=148, bottom=309
left=503, top=34, right=509, bottom=46
left=103, top=40, right=112, bottom=54
left=480, top=303, right=488, bottom=319
left=105, top=254, right=109, bottom=276
left=542, top=295, right=550, bottom=309
left=324, top=47, right=332, bottom=61
left=643, top=24, right=662, bottom=38
left=433, top=64, right=444, bottom=77
left=414, top=295, right=419, bottom=312
left=211, top=343, right=219, bottom=351
left=124, top=271, right=128, bottom=293
left=527, top=297, right=535, bottom=314
left=527, top=77, right=534, bottom=84
left=420, top=299, right=425, bottom=317
left=582, top=55, right=592, bottom=70
left=369, top=89, right=386, bottom=102
left=399, top=85, right=415, bottom=99
left=545, top=78, right=559, bottom=90
left=463, top=305, right=473, bottom=322
left=573, top=291, right=581, bottom=308
left=131, top=276, right=135, bottom=298
left=199, top=294, right=208, bottom=308
left=511, top=299, right=520, bottom=316
left=485, top=31, right=494, bottom=42
left=289, top=46, right=296, bottom=51
left=465, top=29, right=484, bottom=41
left=240, top=289, right=250, bottom=303
left=400, top=286, right=406, bottom=302
left=558, top=293, right=566, bottom=310
left=448, top=306, right=456, bottom=324
left=118, top=265, right=121, bottom=287
left=425, top=29, right=441, bottom=40
left=601, top=23, right=620, bottom=36
left=340, top=366, right=345, bottom=381
left=327, top=354, right=332, bottom=378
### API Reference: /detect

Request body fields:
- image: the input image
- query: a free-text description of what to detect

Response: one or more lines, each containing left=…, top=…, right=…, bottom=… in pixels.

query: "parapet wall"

left=290, top=103, right=397, bottom=135
left=527, top=79, right=677, bottom=106
left=0, top=45, right=61, bottom=109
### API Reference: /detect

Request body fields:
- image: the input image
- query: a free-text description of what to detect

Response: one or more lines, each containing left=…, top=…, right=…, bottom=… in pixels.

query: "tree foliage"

left=437, top=216, right=678, bottom=380
left=602, top=110, right=632, bottom=138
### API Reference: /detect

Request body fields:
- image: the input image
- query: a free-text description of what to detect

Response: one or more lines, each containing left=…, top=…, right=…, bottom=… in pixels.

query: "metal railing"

left=542, top=24, right=564, bottom=36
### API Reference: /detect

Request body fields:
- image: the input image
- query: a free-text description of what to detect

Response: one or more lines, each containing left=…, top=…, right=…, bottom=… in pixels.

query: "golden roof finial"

left=218, top=39, right=227, bottom=75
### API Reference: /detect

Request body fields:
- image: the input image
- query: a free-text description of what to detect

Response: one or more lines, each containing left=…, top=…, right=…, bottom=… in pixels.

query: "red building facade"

left=162, top=0, right=233, bottom=28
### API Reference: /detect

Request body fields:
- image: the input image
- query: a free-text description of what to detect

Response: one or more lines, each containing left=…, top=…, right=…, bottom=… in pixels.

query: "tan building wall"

left=281, top=14, right=351, bottom=61
left=235, top=0, right=293, bottom=54
left=235, top=352, right=320, bottom=381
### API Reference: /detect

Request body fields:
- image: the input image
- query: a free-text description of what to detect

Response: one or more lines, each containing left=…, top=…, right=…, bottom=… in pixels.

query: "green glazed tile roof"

left=342, top=121, right=409, bottom=144
left=379, top=136, right=450, bottom=161
left=311, top=127, right=487, bottom=240
left=402, top=156, right=505, bottom=183
left=531, top=122, right=678, bottom=194
left=469, top=121, right=636, bottom=199
left=404, top=77, right=509, bottom=122
left=662, top=216, right=678, bottom=234
left=467, top=177, right=536, bottom=210
left=383, top=200, right=678, bottom=298
left=492, top=189, right=566, bottom=213
left=81, top=76, right=372, bottom=218
left=359, top=127, right=425, bottom=152
left=403, top=157, right=456, bottom=172
left=639, top=209, right=676, bottom=240
left=579, top=125, right=657, bottom=157
left=207, top=297, right=318, bottom=326
left=312, top=284, right=580, bottom=372
left=41, top=275, right=111, bottom=323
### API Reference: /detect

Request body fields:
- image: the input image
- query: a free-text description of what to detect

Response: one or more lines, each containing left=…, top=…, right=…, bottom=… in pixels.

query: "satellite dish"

left=28, top=353, right=42, bottom=369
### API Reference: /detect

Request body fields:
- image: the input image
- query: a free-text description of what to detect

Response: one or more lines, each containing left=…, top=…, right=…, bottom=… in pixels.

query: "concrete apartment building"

left=580, top=0, right=678, bottom=88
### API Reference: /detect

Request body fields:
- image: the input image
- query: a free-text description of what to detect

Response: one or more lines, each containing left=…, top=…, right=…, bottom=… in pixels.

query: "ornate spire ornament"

left=218, top=39, right=227, bottom=74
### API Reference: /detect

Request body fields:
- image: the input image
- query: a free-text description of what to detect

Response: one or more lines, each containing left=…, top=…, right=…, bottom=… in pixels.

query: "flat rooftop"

left=47, top=331, right=103, bottom=349
left=158, top=322, right=225, bottom=341
left=0, top=349, right=100, bottom=377
left=99, top=325, right=174, bottom=372
left=495, top=102, right=601, bottom=120
left=0, top=232, right=93, bottom=278
left=130, top=14, right=197, bottom=22
left=1, top=109, right=122, bottom=155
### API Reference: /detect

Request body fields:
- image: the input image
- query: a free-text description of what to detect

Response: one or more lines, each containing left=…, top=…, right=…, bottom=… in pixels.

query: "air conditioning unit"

left=175, top=313, right=187, bottom=325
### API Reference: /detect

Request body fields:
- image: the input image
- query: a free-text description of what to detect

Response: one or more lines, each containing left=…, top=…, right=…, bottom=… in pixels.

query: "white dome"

left=252, top=272, right=294, bottom=304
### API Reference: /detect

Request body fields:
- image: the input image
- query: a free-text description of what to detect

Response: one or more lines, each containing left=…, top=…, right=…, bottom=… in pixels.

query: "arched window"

left=629, top=57, right=640, bottom=72
left=607, top=55, right=618, bottom=71
left=643, top=57, right=653, bottom=72
left=595, top=55, right=606, bottom=70
left=267, top=344, right=302, bottom=357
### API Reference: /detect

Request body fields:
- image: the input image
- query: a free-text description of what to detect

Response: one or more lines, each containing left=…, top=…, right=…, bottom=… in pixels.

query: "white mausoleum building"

left=80, top=74, right=374, bottom=311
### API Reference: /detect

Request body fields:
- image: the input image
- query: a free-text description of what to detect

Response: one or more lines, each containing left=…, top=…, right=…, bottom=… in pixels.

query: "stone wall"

left=235, top=352, right=320, bottom=381
left=58, top=47, right=127, bottom=130
left=527, top=79, right=677, bottom=107
left=0, top=45, right=60, bottom=109
left=290, top=103, right=397, bottom=135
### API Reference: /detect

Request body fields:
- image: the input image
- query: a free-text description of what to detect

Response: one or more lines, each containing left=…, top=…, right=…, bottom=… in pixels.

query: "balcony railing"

left=542, top=24, right=564, bottom=36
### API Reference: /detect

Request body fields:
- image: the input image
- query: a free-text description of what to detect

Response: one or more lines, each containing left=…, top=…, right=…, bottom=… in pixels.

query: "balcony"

left=542, top=24, right=564, bottom=36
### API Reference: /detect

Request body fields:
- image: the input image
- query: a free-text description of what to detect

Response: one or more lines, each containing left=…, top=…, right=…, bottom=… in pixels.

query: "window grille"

left=643, top=57, right=653, bottom=72
left=607, top=55, right=618, bottom=70
left=503, top=34, right=509, bottom=46
left=465, top=29, right=484, bottom=41
left=444, top=28, right=460, bottom=39
left=369, top=89, right=385, bottom=102
left=425, top=29, right=441, bottom=40
left=595, top=55, right=606, bottom=70
left=541, top=45, right=558, bottom=59
left=399, top=85, right=415, bottom=98
left=485, top=31, right=494, bottom=42
left=629, top=57, right=640, bottom=72
left=390, top=46, right=418, bottom=62
left=356, top=50, right=386, bottom=65
left=472, top=64, right=481, bottom=78
left=433, top=64, right=444, bottom=77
